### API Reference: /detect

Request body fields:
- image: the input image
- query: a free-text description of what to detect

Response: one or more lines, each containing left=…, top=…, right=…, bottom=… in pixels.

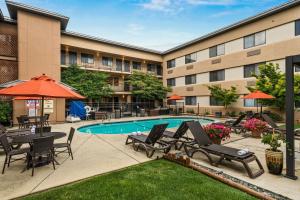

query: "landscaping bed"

left=22, top=160, right=257, bottom=200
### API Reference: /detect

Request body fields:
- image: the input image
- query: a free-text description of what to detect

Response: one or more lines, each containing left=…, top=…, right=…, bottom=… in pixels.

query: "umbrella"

left=168, top=94, right=183, bottom=100
left=0, top=74, right=85, bottom=135
left=168, top=94, right=183, bottom=115
left=242, top=90, right=275, bottom=114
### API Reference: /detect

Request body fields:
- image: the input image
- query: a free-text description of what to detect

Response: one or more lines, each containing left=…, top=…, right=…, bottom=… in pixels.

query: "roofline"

left=62, top=31, right=163, bottom=55
left=162, top=0, right=300, bottom=54
left=5, top=0, right=69, bottom=30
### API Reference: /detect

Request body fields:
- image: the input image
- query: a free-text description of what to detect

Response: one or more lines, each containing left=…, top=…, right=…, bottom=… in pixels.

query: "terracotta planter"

left=251, top=130, right=263, bottom=138
left=265, top=149, right=283, bottom=175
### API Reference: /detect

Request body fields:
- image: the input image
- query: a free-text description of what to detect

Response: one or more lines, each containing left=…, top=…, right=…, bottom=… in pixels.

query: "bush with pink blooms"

left=203, top=124, right=231, bottom=142
left=243, top=118, right=267, bottom=132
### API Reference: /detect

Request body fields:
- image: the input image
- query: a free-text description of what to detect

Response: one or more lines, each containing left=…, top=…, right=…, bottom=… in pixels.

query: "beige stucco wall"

left=266, top=22, right=295, bottom=44
left=15, top=10, right=65, bottom=123
left=61, top=34, right=162, bottom=63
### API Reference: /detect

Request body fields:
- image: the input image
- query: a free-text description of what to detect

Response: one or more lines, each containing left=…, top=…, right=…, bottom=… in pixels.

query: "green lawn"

left=23, top=160, right=257, bottom=200
left=279, top=124, right=300, bottom=129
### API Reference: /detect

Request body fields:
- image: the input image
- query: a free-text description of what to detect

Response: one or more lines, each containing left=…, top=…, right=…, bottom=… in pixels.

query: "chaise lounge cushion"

left=201, top=144, right=254, bottom=159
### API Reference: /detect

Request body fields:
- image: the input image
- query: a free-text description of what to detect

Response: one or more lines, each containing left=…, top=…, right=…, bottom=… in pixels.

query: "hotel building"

left=1, top=0, right=300, bottom=122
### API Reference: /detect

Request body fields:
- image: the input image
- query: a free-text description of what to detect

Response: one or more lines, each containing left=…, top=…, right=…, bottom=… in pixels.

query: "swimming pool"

left=78, top=117, right=215, bottom=134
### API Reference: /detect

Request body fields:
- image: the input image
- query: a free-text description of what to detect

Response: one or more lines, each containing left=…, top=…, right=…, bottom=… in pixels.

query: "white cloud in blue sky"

left=0, top=0, right=289, bottom=51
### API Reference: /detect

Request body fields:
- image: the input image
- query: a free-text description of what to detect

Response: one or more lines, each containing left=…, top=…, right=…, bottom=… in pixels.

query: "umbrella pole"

left=40, top=96, right=44, bottom=136
left=35, top=100, right=37, bottom=126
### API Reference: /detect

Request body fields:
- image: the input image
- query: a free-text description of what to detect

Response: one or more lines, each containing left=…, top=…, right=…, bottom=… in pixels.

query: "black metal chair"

left=17, top=116, right=30, bottom=129
left=29, top=136, right=55, bottom=176
left=35, top=126, right=52, bottom=134
left=44, top=114, right=50, bottom=126
left=0, top=134, right=30, bottom=174
left=184, top=121, right=264, bottom=179
left=125, top=124, right=170, bottom=158
left=54, top=127, right=75, bottom=160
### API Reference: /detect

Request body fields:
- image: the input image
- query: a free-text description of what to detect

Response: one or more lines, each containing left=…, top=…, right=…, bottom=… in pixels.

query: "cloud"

left=140, top=0, right=172, bottom=11
left=126, top=23, right=145, bottom=35
left=186, top=0, right=234, bottom=6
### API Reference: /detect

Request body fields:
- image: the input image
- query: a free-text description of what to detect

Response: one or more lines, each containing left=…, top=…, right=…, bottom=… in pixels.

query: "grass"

left=23, top=160, right=257, bottom=200
left=279, top=124, right=300, bottom=129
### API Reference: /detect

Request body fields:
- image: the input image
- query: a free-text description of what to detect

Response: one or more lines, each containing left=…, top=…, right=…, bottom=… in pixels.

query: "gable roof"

left=5, top=0, right=69, bottom=30
left=163, top=0, right=300, bottom=54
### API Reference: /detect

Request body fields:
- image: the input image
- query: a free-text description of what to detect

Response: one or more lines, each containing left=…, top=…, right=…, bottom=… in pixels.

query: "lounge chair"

left=125, top=123, right=170, bottom=158
left=220, top=114, right=246, bottom=134
left=183, top=121, right=264, bottom=179
left=262, top=114, right=300, bottom=140
left=161, top=121, right=193, bottom=149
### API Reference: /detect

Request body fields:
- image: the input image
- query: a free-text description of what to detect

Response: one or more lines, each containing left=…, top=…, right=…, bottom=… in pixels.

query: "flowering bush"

left=203, top=124, right=231, bottom=141
left=243, top=118, right=267, bottom=132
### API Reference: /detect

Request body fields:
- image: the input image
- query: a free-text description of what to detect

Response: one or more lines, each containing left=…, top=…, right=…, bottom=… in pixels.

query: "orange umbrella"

left=0, top=74, right=85, bottom=134
left=168, top=94, right=183, bottom=100
left=242, top=90, right=275, bottom=114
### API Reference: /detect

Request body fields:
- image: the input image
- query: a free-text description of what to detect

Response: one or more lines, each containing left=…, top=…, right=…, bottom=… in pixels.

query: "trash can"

left=115, top=109, right=121, bottom=119
left=140, top=109, right=145, bottom=117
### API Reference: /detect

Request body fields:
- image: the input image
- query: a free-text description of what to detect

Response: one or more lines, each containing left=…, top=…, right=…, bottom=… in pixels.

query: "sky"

left=0, top=0, right=290, bottom=51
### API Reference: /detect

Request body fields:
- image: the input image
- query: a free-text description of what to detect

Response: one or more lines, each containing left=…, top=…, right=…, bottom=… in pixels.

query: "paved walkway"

left=0, top=117, right=299, bottom=200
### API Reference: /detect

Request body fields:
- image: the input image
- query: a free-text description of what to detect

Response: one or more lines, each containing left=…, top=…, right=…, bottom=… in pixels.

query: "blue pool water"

left=78, top=117, right=214, bottom=134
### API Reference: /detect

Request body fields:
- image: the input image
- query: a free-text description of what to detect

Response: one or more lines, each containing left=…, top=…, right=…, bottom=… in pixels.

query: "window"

left=69, top=51, right=77, bottom=65
left=296, top=20, right=300, bottom=36
left=61, top=50, right=66, bottom=65
left=113, top=77, right=119, bottom=86
left=116, top=59, right=122, bottom=71
left=147, top=63, right=156, bottom=72
left=244, top=99, right=257, bottom=107
left=81, top=53, right=94, bottom=64
left=132, top=61, right=141, bottom=70
left=156, top=65, right=162, bottom=75
left=186, top=96, right=197, bottom=105
left=167, top=78, right=176, bottom=87
left=244, top=31, right=266, bottom=49
left=185, top=74, right=196, bottom=85
left=209, top=44, right=225, bottom=58
left=102, top=56, right=113, bottom=67
left=167, top=59, right=176, bottom=68
left=210, top=96, right=223, bottom=106
left=209, top=70, right=225, bottom=82
left=185, top=53, right=197, bottom=64
left=124, top=60, right=130, bottom=72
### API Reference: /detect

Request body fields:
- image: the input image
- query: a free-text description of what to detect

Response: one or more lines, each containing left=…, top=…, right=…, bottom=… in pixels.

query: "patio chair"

left=54, top=127, right=75, bottom=160
left=261, top=114, right=300, bottom=140
left=183, top=121, right=264, bottom=179
left=0, top=123, right=30, bottom=136
left=44, top=114, right=50, bottom=126
left=0, top=134, right=30, bottom=174
left=161, top=120, right=194, bottom=150
left=29, top=136, right=55, bottom=176
left=125, top=123, right=170, bottom=158
left=16, top=116, right=30, bottom=129
left=219, top=114, right=246, bottom=134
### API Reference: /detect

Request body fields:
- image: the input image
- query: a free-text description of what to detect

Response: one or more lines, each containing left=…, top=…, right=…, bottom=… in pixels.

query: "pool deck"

left=0, top=116, right=300, bottom=200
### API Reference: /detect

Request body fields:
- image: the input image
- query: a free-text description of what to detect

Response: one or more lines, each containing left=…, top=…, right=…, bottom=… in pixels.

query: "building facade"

left=0, top=0, right=300, bottom=122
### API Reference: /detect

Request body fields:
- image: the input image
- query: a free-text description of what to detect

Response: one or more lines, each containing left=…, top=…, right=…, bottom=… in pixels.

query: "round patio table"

left=10, top=132, right=66, bottom=144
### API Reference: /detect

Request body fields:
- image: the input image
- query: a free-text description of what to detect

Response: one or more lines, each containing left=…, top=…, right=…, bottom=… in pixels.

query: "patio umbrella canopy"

left=168, top=94, right=183, bottom=100
left=0, top=74, right=85, bottom=135
left=242, top=90, right=275, bottom=114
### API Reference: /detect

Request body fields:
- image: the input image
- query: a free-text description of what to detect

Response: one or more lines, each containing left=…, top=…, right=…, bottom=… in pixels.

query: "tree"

left=128, top=71, right=171, bottom=100
left=207, top=85, right=239, bottom=110
left=248, top=63, right=300, bottom=110
left=61, top=65, right=113, bottom=100
left=0, top=101, right=11, bottom=122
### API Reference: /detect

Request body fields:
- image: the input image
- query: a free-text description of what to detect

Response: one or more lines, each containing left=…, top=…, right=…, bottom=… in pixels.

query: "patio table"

left=10, top=132, right=66, bottom=170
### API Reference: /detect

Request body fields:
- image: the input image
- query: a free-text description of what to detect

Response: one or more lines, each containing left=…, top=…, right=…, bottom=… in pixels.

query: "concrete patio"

left=0, top=116, right=300, bottom=200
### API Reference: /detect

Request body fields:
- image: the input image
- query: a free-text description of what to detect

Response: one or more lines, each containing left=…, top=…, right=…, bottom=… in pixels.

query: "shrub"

left=0, top=101, right=12, bottom=122
left=186, top=108, right=195, bottom=114
left=203, top=124, right=231, bottom=141
left=261, top=132, right=284, bottom=151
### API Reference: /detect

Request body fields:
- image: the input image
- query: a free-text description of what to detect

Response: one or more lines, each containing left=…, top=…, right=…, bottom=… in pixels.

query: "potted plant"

left=243, top=118, right=267, bottom=138
left=261, top=131, right=284, bottom=175
left=203, top=124, right=231, bottom=144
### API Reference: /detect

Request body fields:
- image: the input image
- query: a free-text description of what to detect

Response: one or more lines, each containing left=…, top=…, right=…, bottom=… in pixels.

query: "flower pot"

left=211, top=138, right=221, bottom=145
left=265, top=149, right=283, bottom=175
left=251, top=130, right=263, bottom=138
